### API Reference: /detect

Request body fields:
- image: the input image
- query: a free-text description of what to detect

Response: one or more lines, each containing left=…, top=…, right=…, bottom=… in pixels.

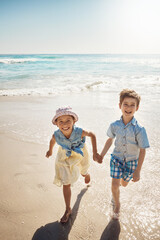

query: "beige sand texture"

left=0, top=94, right=159, bottom=240
left=0, top=134, right=120, bottom=240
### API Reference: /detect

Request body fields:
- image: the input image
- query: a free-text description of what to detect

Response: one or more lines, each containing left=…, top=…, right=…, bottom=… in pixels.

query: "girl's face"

left=56, top=115, right=75, bottom=138
left=119, top=97, right=139, bottom=121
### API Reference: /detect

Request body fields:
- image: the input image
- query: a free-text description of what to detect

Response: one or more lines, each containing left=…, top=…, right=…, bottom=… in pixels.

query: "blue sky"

left=0, top=0, right=160, bottom=54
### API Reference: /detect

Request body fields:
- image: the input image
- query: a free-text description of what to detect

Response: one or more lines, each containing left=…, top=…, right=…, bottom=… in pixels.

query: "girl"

left=46, top=107, right=100, bottom=223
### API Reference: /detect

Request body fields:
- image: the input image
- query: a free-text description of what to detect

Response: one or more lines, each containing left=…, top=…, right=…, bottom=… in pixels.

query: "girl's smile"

left=56, top=115, right=75, bottom=138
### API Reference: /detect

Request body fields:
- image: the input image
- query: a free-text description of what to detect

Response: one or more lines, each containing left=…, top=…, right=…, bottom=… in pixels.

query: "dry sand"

left=0, top=133, right=120, bottom=240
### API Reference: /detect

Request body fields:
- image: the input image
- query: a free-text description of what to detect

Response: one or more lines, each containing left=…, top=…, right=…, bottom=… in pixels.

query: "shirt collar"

left=120, top=116, right=136, bottom=126
left=131, top=117, right=136, bottom=126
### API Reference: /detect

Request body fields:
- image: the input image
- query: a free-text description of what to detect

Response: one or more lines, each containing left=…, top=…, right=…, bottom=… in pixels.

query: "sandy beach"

left=0, top=93, right=159, bottom=240
left=0, top=0, right=160, bottom=236
left=0, top=117, right=118, bottom=240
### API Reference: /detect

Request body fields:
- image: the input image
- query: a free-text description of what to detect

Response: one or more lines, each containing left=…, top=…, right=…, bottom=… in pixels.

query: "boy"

left=100, top=89, right=150, bottom=219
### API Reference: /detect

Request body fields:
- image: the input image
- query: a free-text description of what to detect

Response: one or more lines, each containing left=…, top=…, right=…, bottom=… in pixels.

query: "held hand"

left=132, top=169, right=140, bottom=182
left=46, top=150, right=52, bottom=158
left=97, top=153, right=103, bottom=163
left=93, top=153, right=103, bottom=164
left=93, top=153, right=97, bottom=161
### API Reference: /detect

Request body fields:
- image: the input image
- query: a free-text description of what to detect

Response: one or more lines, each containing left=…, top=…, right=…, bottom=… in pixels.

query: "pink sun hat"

left=52, top=107, right=78, bottom=125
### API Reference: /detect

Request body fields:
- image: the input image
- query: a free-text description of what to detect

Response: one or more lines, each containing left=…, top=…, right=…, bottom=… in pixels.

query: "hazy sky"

left=0, top=0, right=160, bottom=54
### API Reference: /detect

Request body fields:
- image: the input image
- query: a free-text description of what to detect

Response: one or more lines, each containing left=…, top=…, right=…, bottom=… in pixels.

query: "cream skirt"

left=53, top=144, right=90, bottom=186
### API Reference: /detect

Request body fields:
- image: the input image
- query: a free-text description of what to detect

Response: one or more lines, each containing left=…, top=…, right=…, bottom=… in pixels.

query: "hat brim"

left=52, top=111, right=78, bottom=125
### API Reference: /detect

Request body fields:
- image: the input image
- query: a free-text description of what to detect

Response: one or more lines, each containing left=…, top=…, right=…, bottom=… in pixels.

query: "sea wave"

left=1, top=75, right=159, bottom=97
left=0, top=58, right=37, bottom=64
left=0, top=80, right=105, bottom=96
left=85, top=81, right=103, bottom=89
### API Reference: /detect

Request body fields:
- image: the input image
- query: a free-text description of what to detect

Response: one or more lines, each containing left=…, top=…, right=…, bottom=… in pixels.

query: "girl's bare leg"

left=81, top=173, right=90, bottom=184
left=61, top=184, right=72, bottom=223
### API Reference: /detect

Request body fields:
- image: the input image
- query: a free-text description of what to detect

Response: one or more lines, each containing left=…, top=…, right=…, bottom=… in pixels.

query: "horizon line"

left=0, top=53, right=160, bottom=55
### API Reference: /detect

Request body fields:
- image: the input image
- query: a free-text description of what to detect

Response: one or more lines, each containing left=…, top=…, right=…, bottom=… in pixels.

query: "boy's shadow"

left=32, top=187, right=88, bottom=240
left=100, top=218, right=121, bottom=240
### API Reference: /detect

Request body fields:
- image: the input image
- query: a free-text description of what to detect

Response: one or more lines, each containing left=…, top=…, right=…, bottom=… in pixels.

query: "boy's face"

left=119, top=97, right=139, bottom=119
left=56, top=115, right=75, bottom=138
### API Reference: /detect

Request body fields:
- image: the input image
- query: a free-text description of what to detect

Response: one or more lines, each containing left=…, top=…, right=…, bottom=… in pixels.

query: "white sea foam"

left=0, top=75, right=159, bottom=97
left=0, top=80, right=105, bottom=96
left=0, top=58, right=37, bottom=64
left=85, top=81, right=103, bottom=89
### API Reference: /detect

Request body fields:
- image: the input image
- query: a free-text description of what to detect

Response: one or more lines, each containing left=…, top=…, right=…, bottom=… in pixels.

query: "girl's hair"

left=119, top=89, right=141, bottom=106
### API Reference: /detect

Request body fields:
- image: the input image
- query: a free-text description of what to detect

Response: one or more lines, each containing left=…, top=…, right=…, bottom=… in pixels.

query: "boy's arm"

left=100, top=137, right=113, bottom=159
left=46, top=135, right=56, bottom=158
left=82, top=130, right=99, bottom=161
left=132, top=148, right=146, bottom=182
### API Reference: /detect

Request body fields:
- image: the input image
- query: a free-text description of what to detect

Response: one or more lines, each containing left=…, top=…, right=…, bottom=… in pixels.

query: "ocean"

left=0, top=54, right=160, bottom=98
left=0, top=54, right=160, bottom=239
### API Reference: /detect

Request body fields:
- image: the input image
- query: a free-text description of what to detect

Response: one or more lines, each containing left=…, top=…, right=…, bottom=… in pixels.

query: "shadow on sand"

left=100, top=218, right=121, bottom=240
left=32, top=187, right=88, bottom=240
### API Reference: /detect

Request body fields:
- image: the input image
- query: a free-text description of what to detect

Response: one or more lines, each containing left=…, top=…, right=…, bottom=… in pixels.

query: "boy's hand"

left=46, top=150, right=52, bottom=158
left=132, top=169, right=140, bottom=182
left=97, top=153, right=103, bottom=163
left=93, top=153, right=103, bottom=163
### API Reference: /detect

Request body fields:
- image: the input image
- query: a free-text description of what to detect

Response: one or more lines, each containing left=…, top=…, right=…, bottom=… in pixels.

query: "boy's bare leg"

left=61, top=184, right=72, bottom=223
left=120, top=179, right=129, bottom=187
left=112, top=178, right=121, bottom=214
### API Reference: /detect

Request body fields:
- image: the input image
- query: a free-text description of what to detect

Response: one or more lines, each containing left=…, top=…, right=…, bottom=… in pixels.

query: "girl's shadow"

left=32, top=187, right=88, bottom=240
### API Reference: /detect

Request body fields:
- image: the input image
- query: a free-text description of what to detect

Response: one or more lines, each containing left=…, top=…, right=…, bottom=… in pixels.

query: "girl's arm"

left=100, top=137, right=113, bottom=159
left=132, top=148, right=146, bottom=182
left=82, top=130, right=100, bottom=161
left=46, top=135, right=56, bottom=158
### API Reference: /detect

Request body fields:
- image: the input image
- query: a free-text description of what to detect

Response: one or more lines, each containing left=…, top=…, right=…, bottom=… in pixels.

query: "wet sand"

left=0, top=94, right=159, bottom=240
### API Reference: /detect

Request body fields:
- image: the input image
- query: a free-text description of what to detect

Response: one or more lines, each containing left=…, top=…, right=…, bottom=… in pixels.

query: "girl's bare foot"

left=84, top=173, right=90, bottom=184
left=60, top=208, right=72, bottom=223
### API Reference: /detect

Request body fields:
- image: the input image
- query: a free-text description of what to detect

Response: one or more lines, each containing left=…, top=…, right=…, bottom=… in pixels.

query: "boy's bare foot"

left=112, top=203, right=120, bottom=220
left=60, top=208, right=72, bottom=223
left=84, top=173, right=90, bottom=184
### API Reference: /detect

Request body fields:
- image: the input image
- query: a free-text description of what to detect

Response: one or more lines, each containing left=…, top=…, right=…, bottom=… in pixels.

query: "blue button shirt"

left=54, top=126, right=85, bottom=157
left=107, top=117, right=150, bottom=162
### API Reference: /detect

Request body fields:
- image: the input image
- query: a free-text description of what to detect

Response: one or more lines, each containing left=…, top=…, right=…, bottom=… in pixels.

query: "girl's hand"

left=132, top=169, right=140, bottom=182
left=46, top=150, right=52, bottom=158
left=93, top=153, right=103, bottom=163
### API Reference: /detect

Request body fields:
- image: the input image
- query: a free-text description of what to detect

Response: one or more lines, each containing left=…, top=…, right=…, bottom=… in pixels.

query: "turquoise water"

left=0, top=54, right=160, bottom=96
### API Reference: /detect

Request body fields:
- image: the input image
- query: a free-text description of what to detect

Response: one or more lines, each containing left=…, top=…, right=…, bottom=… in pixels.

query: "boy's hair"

left=119, top=89, right=141, bottom=106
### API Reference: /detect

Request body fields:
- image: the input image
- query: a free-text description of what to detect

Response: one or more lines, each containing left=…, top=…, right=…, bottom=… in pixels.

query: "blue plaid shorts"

left=110, top=155, right=138, bottom=182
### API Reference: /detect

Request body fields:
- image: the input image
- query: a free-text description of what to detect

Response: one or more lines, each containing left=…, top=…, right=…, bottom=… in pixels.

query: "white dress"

left=53, top=144, right=90, bottom=186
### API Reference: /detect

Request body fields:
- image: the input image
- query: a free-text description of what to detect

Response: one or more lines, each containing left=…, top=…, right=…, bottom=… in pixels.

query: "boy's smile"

left=119, top=97, right=139, bottom=124
left=56, top=115, right=75, bottom=138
